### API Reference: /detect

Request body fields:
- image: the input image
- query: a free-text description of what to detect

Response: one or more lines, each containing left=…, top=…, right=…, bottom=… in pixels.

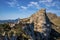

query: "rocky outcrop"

left=19, top=9, right=51, bottom=40
left=0, top=9, right=60, bottom=40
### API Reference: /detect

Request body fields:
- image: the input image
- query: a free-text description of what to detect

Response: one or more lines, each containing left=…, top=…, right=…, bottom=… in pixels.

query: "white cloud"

left=39, top=0, right=57, bottom=7
left=7, top=0, right=28, bottom=10
left=19, top=1, right=40, bottom=10
left=46, top=0, right=53, bottom=2
left=20, top=6, right=27, bottom=10
left=7, top=0, right=60, bottom=10
left=7, top=2, right=16, bottom=7
left=39, top=0, right=53, bottom=3
left=28, top=1, right=40, bottom=9
left=7, top=0, right=19, bottom=7
left=28, top=2, right=38, bottom=6
left=38, top=0, right=60, bottom=10
left=7, top=0, right=40, bottom=10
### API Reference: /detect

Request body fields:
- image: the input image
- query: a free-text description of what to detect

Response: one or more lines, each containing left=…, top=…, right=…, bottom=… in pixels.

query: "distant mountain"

left=0, top=18, right=20, bottom=24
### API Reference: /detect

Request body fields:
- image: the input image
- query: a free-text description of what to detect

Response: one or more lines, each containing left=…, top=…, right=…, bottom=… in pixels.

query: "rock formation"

left=0, top=9, right=60, bottom=40
left=19, top=9, right=51, bottom=40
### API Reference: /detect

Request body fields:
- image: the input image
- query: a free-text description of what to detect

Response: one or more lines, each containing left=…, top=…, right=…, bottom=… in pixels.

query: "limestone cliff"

left=19, top=9, right=51, bottom=40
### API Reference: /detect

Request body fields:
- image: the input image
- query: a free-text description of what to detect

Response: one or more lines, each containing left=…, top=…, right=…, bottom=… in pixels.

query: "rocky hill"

left=47, top=13, right=60, bottom=32
left=19, top=9, right=60, bottom=40
left=0, top=9, right=60, bottom=40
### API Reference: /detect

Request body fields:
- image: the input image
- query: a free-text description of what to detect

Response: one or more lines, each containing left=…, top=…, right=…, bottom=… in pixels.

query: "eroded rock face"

left=19, top=9, right=51, bottom=40
left=29, top=9, right=51, bottom=40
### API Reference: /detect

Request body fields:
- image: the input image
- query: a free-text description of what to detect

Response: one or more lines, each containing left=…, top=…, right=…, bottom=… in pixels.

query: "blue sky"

left=0, top=0, right=60, bottom=20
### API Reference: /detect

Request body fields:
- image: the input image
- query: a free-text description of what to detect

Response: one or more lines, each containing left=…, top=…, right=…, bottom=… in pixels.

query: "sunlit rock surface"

left=0, top=9, right=60, bottom=40
left=20, top=9, right=51, bottom=40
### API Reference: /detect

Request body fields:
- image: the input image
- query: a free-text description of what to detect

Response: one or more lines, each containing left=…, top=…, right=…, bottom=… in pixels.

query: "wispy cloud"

left=19, top=1, right=40, bottom=10
left=7, top=0, right=28, bottom=10
left=39, top=0, right=53, bottom=7
left=28, top=1, right=40, bottom=9
left=28, top=2, right=39, bottom=7
left=39, top=0, right=52, bottom=3
left=7, top=0, right=19, bottom=7
left=7, top=0, right=60, bottom=10
left=20, top=6, right=27, bottom=10
left=39, top=0, right=60, bottom=10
